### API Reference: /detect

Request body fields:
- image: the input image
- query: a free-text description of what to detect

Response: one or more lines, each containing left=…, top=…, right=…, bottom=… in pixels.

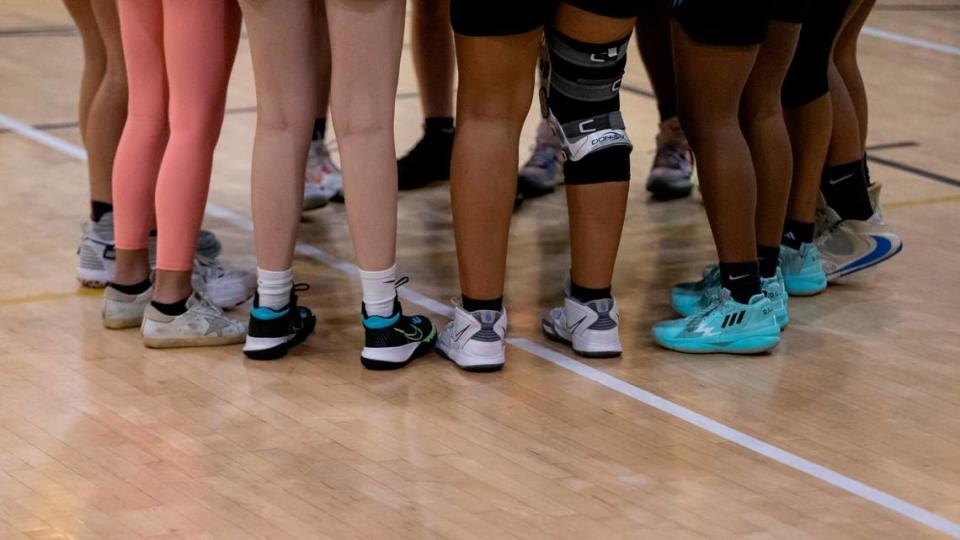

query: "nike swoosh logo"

left=832, top=235, right=897, bottom=275
left=454, top=325, right=469, bottom=342
left=829, top=173, right=855, bottom=185
left=728, top=274, right=750, bottom=281
left=567, top=316, right=588, bottom=333
left=396, top=326, right=423, bottom=341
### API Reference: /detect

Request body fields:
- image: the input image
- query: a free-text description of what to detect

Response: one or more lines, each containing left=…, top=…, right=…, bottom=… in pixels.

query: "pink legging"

left=112, top=0, right=241, bottom=271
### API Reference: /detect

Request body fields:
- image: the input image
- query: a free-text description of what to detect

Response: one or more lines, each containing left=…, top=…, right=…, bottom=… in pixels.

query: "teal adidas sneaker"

left=654, top=289, right=780, bottom=354
left=779, top=243, right=827, bottom=296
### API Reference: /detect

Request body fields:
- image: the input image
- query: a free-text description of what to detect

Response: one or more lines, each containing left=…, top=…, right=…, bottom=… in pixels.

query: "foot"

left=779, top=243, right=828, bottom=296
left=645, top=117, right=695, bottom=201
left=304, top=139, right=343, bottom=208
left=102, top=283, right=152, bottom=329
left=397, top=128, right=454, bottom=190
left=815, top=187, right=903, bottom=281
left=141, top=292, right=247, bottom=349
left=192, top=254, right=256, bottom=309
left=671, top=266, right=788, bottom=329
left=437, top=305, right=507, bottom=372
left=517, top=119, right=563, bottom=199
left=653, top=289, right=780, bottom=354
left=359, top=298, right=437, bottom=370
left=76, top=214, right=115, bottom=288
left=542, top=296, right=622, bottom=358
left=244, top=284, right=316, bottom=360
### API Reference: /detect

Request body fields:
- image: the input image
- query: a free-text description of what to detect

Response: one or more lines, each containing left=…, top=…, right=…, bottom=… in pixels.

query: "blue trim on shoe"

left=251, top=307, right=290, bottom=320
left=829, top=235, right=896, bottom=277
left=362, top=312, right=400, bottom=329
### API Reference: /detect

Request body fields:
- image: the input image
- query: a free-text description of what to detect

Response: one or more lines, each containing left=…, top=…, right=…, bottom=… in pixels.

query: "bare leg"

left=86, top=0, right=128, bottom=206
left=833, top=0, right=874, bottom=153
left=327, top=0, right=406, bottom=271
left=314, top=0, right=331, bottom=127
left=741, top=21, right=801, bottom=250
left=674, top=24, right=759, bottom=264
left=412, top=0, right=455, bottom=118
left=450, top=30, right=540, bottom=300
left=240, top=0, right=317, bottom=272
left=634, top=0, right=675, bottom=121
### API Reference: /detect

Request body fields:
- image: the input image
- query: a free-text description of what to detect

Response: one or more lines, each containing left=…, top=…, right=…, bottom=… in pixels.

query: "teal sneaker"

left=672, top=267, right=788, bottom=329
left=670, top=265, right=720, bottom=316
left=779, top=243, right=827, bottom=296
left=654, top=289, right=780, bottom=354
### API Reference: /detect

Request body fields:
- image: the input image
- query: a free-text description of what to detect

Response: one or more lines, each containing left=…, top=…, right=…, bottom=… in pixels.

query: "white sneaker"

left=192, top=254, right=256, bottom=309
left=141, top=292, right=246, bottom=349
left=76, top=214, right=115, bottom=288
left=437, top=305, right=507, bottom=372
left=815, top=188, right=902, bottom=281
left=102, top=284, right=152, bottom=329
left=304, top=140, right=343, bottom=209
left=542, top=296, right=622, bottom=358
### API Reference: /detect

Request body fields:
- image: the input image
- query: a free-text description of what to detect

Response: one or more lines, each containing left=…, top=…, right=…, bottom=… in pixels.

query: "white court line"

left=4, top=112, right=960, bottom=538
left=863, top=26, right=960, bottom=57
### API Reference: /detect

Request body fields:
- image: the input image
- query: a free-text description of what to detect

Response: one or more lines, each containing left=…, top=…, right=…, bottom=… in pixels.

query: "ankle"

left=462, top=295, right=503, bottom=313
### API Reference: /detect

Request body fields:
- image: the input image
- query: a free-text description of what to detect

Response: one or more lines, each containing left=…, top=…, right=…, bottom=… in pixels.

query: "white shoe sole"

left=103, top=315, right=143, bottom=330
left=142, top=333, right=245, bottom=349
left=77, top=266, right=112, bottom=288
left=436, top=343, right=504, bottom=372
left=361, top=341, right=434, bottom=371
left=542, top=320, right=622, bottom=359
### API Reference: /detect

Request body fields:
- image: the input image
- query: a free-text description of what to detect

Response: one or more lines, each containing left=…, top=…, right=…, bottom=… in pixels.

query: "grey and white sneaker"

left=102, top=284, right=152, bottom=329
left=542, top=296, right=622, bottom=358
left=517, top=119, right=563, bottom=199
left=192, top=254, right=256, bottom=309
left=304, top=140, right=343, bottom=209
left=141, top=292, right=246, bottom=349
left=437, top=305, right=507, bottom=372
left=76, top=213, right=115, bottom=288
left=645, top=117, right=695, bottom=201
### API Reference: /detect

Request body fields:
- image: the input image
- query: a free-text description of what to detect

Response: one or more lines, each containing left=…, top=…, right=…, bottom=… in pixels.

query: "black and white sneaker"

left=243, top=284, right=316, bottom=360
left=360, top=298, right=437, bottom=370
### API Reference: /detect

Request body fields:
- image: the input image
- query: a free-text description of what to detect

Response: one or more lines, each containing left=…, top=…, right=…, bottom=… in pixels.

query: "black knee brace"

left=541, top=26, right=632, bottom=184
left=782, top=0, right=851, bottom=108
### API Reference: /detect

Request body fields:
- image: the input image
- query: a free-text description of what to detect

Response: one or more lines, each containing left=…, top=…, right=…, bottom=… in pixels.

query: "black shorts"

left=772, top=0, right=811, bottom=23
left=451, top=0, right=639, bottom=37
left=672, top=0, right=773, bottom=46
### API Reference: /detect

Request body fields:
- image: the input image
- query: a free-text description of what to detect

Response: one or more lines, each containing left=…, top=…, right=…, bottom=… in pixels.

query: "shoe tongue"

left=472, top=310, right=501, bottom=325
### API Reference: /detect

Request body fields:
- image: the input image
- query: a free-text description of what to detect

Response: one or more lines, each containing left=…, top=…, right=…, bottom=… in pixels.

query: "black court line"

left=867, top=154, right=960, bottom=188
left=865, top=141, right=919, bottom=151
left=875, top=4, right=960, bottom=10
left=0, top=25, right=77, bottom=38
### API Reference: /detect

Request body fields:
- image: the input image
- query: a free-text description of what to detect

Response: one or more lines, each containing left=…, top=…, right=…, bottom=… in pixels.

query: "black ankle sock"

left=757, top=245, right=780, bottom=279
left=462, top=295, right=502, bottom=313
left=110, top=277, right=151, bottom=295
left=820, top=160, right=874, bottom=221
left=862, top=154, right=872, bottom=186
left=91, top=200, right=113, bottom=222
left=782, top=219, right=814, bottom=249
left=312, top=117, right=326, bottom=142
left=151, top=295, right=190, bottom=316
left=570, top=279, right=611, bottom=303
left=423, top=117, right=454, bottom=138
left=719, top=261, right=761, bottom=305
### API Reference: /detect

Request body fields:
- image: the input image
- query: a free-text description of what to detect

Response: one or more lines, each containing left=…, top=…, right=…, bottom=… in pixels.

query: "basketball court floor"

left=1, top=1, right=959, bottom=538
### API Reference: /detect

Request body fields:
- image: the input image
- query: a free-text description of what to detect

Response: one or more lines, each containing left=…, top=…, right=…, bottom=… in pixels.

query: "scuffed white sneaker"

left=76, top=214, right=115, bottom=288
left=304, top=140, right=343, bottom=209
left=437, top=305, right=507, bottom=372
left=141, top=292, right=246, bottom=349
left=192, top=254, right=256, bottom=309
left=815, top=187, right=902, bottom=281
left=102, top=284, right=152, bottom=329
left=542, top=296, right=622, bottom=358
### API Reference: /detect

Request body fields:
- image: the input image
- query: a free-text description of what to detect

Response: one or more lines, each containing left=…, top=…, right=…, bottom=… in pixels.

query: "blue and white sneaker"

left=671, top=266, right=789, bottom=329
left=360, top=298, right=437, bottom=370
left=815, top=198, right=902, bottom=282
left=653, top=289, right=780, bottom=354
left=437, top=305, right=507, bottom=372
left=542, top=296, right=622, bottom=358
left=779, top=243, right=828, bottom=296
left=244, top=284, right=316, bottom=360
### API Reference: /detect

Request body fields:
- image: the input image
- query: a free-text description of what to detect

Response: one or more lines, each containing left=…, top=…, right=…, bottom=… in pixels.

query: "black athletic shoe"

left=397, top=130, right=454, bottom=190
left=243, top=284, right=316, bottom=360
left=360, top=297, right=437, bottom=370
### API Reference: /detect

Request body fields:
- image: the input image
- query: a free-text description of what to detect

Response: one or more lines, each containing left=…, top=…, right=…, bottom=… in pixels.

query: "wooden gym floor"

left=1, top=1, right=959, bottom=538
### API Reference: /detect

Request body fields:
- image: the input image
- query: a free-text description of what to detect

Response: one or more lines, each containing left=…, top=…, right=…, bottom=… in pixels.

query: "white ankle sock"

left=257, top=267, right=293, bottom=310
left=359, top=264, right=397, bottom=317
